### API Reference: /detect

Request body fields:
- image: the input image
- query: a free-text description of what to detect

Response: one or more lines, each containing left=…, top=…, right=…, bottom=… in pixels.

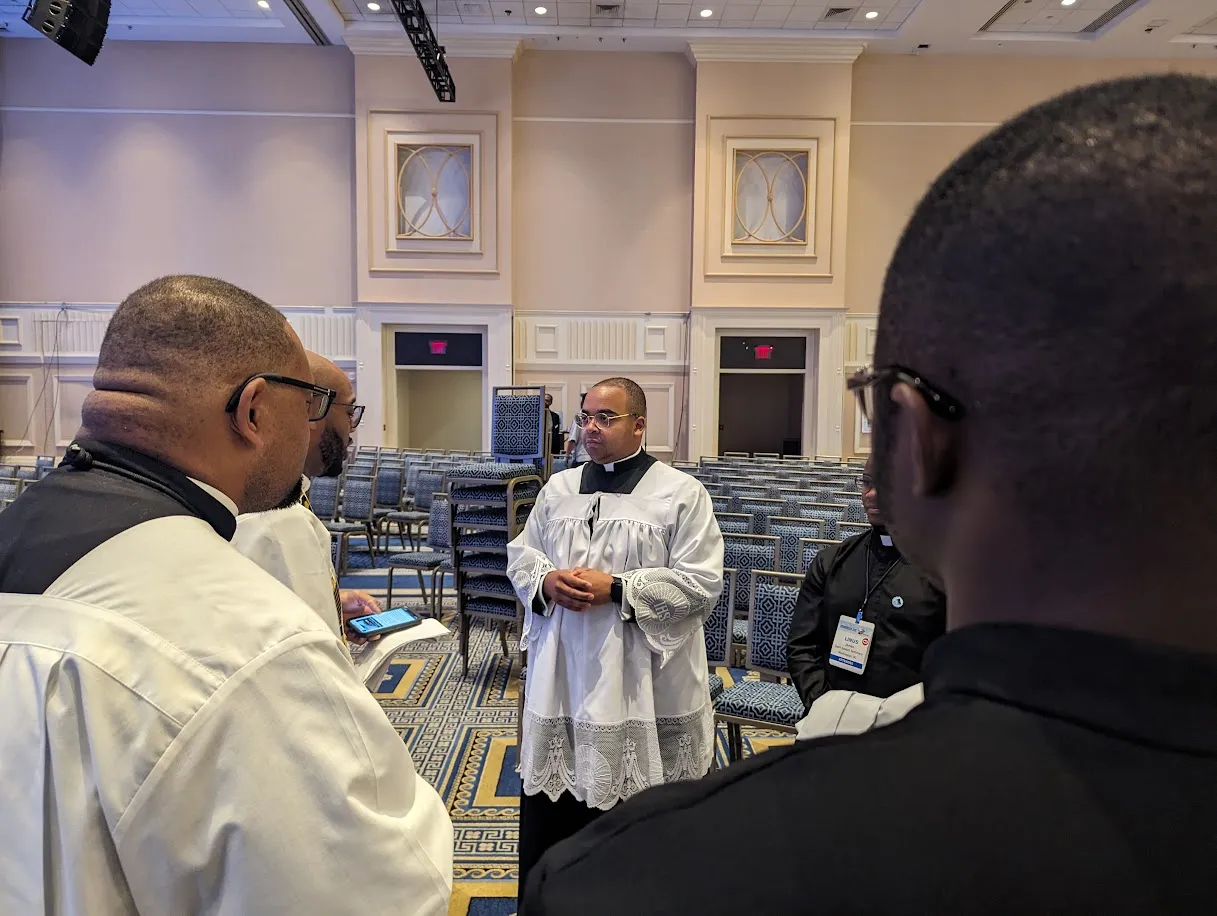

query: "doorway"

left=395, top=369, right=483, bottom=451
left=717, top=335, right=808, bottom=456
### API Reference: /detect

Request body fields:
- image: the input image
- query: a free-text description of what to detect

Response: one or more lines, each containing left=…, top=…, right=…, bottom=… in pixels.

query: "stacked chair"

left=447, top=463, right=542, bottom=677
left=490, top=386, right=550, bottom=476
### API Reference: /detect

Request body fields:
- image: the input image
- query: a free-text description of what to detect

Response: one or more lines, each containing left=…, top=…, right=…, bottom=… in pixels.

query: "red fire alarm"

left=755, top=345, right=774, bottom=360
left=429, top=340, right=448, bottom=356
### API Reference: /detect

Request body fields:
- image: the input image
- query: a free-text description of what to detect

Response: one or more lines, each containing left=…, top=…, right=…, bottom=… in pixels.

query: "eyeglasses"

left=574, top=411, right=638, bottom=430
left=847, top=366, right=966, bottom=424
left=225, top=373, right=337, bottom=423
left=339, top=403, right=366, bottom=429
left=858, top=475, right=875, bottom=491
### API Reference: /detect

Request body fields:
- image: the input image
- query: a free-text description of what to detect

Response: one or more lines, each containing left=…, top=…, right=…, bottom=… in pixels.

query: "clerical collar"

left=871, top=527, right=898, bottom=555
left=602, top=446, right=643, bottom=473
left=579, top=448, right=656, bottom=496
left=61, top=438, right=238, bottom=540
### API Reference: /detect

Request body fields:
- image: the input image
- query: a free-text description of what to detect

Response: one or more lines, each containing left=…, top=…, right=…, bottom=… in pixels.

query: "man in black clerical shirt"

left=520, top=75, right=1217, bottom=915
left=786, top=455, right=945, bottom=709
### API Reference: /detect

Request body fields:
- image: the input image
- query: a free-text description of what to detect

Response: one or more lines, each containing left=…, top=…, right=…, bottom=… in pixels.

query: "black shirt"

left=547, top=410, right=563, bottom=455
left=787, top=529, right=945, bottom=707
left=0, top=439, right=234, bottom=594
left=523, top=624, right=1217, bottom=915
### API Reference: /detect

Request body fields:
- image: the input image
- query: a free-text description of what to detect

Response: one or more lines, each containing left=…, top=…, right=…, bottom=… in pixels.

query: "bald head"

left=80, top=275, right=313, bottom=513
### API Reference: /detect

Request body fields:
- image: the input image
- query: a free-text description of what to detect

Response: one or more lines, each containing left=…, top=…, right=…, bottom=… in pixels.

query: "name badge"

left=829, top=615, right=876, bottom=674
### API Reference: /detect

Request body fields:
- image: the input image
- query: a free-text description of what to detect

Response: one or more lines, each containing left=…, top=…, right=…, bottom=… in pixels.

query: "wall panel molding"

left=514, top=311, right=688, bottom=370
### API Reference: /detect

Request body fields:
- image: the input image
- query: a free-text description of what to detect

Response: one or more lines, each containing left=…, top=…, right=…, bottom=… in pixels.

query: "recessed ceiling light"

left=257, top=0, right=269, bottom=7
left=700, top=7, right=712, bottom=16
left=1060, top=0, right=1076, bottom=5
left=367, top=1, right=380, bottom=8
left=534, top=4, right=546, bottom=11
left=865, top=10, right=878, bottom=18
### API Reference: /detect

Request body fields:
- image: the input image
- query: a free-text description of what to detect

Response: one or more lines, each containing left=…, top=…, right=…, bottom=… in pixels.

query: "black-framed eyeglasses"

left=338, top=403, right=366, bottom=429
left=858, top=475, right=875, bottom=491
left=847, top=366, right=966, bottom=423
left=574, top=411, right=638, bottom=430
left=225, top=373, right=337, bottom=423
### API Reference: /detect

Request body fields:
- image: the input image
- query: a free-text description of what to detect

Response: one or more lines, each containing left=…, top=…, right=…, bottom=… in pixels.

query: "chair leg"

left=414, top=570, right=429, bottom=615
left=497, top=622, right=511, bottom=661
left=436, top=577, right=446, bottom=623
left=727, top=722, right=743, bottom=763
left=364, top=523, right=378, bottom=563
left=460, top=612, right=471, bottom=678
left=386, top=567, right=395, bottom=608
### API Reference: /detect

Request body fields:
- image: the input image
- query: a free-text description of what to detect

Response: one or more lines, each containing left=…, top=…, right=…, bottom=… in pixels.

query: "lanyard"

left=856, top=539, right=901, bottom=620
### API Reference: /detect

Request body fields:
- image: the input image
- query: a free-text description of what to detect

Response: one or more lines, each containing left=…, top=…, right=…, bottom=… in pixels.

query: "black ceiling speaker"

left=22, top=0, right=111, bottom=66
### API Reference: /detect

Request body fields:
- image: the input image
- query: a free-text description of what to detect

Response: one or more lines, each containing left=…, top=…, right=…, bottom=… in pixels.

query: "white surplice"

left=507, top=456, right=724, bottom=810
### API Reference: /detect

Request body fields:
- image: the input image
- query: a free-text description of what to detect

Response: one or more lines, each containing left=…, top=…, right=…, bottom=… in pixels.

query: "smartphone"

left=347, top=606, right=423, bottom=637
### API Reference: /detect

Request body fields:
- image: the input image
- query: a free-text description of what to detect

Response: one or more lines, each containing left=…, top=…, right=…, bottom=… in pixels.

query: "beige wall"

left=513, top=52, right=695, bottom=314
left=0, top=40, right=355, bottom=308
left=397, top=369, right=484, bottom=451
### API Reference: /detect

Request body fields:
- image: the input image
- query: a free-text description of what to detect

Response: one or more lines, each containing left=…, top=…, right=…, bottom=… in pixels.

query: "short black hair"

left=876, top=74, right=1217, bottom=524
left=593, top=377, right=647, bottom=418
left=97, top=275, right=299, bottom=390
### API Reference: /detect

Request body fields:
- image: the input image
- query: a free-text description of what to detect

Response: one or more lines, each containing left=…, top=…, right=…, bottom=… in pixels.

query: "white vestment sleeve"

left=113, top=635, right=453, bottom=916
left=507, top=489, right=558, bottom=629
left=619, top=483, right=724, bottom=663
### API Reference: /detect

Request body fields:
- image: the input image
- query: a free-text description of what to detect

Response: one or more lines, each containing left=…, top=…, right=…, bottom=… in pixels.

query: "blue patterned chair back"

left=747, top=572, right=804, bottom=677
left=341, top=474, right=375, bottom=521
left=795, top=502, right=846, bottom=539
left=842, top=498, right=866, bottom=523
left=426, top=496, right=451, bottom=550
left=714, top=513, right=751, bottom=536
left=736, top=497, right=787, bottom=535
left=710, top=494, right=734, bottom=514
left=837, top=521, right=871, bottom=540
left=374, top=465, right=405, bottom=508
left=766, top=516, right=823, bottom=572
left=0, top=477, right=21, bottom=502
left=703, top=568, right=736, bottom=667
left=16, top=467, right=37, bottom=482
left=307, top=476, right=339, bottom=520
left=721, top=534, right=780, bottom=613
left=491, top=391, right=545, bottom=459
left=799, top=537, right=839, bottom=572
left=34, top=456, right=55, bottom=471
left=413, top=470, right=447, bottom=511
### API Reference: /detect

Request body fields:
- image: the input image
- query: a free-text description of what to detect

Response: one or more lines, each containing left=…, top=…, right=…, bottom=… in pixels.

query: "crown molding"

left=343, top=24, right=520, bottom=58
left=685, top=38, right=866, bottom=63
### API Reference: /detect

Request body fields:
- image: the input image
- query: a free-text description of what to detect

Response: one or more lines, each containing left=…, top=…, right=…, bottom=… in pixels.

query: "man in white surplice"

left=507, top=377, right=724, bottom=900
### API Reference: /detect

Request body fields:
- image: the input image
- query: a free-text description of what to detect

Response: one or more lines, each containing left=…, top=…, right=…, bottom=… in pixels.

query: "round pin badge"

left=892, top=596, right=904, bottom=608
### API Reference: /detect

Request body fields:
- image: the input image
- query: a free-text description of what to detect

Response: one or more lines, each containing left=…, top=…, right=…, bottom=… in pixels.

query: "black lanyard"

left=856, top=538, right=901, bottom=619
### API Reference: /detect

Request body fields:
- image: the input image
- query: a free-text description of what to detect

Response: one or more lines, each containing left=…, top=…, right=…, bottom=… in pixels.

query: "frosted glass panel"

left=732, top=150, right=809, bottom=245
left=397, top=144, right=473, bottom=239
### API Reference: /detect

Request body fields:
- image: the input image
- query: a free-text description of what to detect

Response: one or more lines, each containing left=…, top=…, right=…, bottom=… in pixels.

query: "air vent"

left=823, top=6, right=855, bottom=19
left=1081, top=0, right=1142, bottom=33
left=594, top=3, right=621, bottom=14
left=460, top=2, right=486, bottom=12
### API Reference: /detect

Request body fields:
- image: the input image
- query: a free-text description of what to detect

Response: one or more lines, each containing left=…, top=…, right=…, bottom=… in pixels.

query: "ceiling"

left=5, top=0, right=1217, bottom=56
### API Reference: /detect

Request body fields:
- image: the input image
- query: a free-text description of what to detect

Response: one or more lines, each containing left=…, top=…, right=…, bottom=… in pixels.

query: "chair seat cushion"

left=708, top=672, right=725, bottom=701
left=449, top=462, right=538, bottom=481
left=383, top=510, right=428, bottom=523
left=325, top=521, right=365, bottom=533
left=455, top=506, right=531, bottom=527
left=460, top=553, right=508, bottom=573
left=714, top=680, right=803, bottom=726
left=732, top=620, right=749, bottom=644
left=450, top=481, right=541, bottom=504
left=386, top=550, right=447, bottom=570
left=463, top=575, right=516, bottom=598
left=458, top=532, right=509, bottom=551
left=464, top=596, right=519, bottom=619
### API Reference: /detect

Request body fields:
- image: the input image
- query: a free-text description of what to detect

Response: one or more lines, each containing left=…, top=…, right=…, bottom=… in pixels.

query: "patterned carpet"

left=341, top=550, right=794, bottom=915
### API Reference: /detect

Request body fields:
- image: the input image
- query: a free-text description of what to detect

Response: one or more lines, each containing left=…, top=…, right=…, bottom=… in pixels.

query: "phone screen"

left=348, top=606, right=422, bottom=636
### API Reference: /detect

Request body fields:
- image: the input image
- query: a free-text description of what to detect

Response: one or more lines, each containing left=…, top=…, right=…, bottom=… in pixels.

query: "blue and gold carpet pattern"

left=341, top=549, right=793, bottom=916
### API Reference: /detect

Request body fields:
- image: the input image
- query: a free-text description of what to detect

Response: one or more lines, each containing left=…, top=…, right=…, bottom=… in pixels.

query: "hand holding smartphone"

left=346, top=606, right=423, bottom=638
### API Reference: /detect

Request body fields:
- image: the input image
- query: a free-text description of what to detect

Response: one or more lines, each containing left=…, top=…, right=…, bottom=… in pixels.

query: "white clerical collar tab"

left=602, top=446, right=643, bottom=473
left=187, top=476, right=239, bottom=518
left=880, top=534, right=893, bottom=547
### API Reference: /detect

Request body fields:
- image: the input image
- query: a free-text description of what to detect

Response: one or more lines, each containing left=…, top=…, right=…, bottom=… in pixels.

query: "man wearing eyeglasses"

left=0, top=276, right=452, bottom=914
left=785, top=454, right=945, bottom=712
left=508, top=376, right=723, bottom=905
left=232, top=351, right=380, bottom=646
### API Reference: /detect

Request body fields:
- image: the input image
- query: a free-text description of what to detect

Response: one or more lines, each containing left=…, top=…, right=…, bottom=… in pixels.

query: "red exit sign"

left=755, top=345, right=774, bottom=360
left=429, top=340, right=448, bottom=356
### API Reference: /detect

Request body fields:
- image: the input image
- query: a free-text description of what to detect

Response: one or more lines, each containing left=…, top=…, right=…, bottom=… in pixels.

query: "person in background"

left=545, top=392, right=564, bottom=459
left=564, top=392, right=590, bottom=468
left=231, top=351, right=380, bottom=643
left=786, top=454, right=945, bottom=711
left=508, top=377, right=723, bottom=909
left=0, top=276, right=453, bottom=914
left=518, top=74, right=1217, bottom=914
